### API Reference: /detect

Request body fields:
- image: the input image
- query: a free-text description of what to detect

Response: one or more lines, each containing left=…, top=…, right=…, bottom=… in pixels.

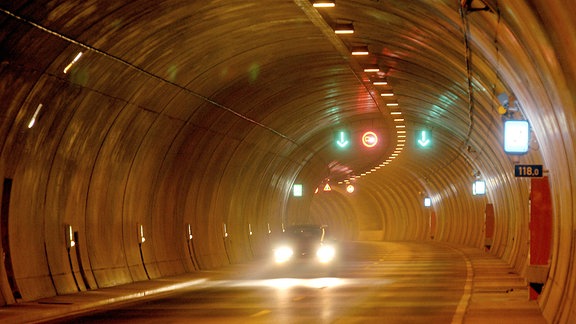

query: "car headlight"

left=274, top=246, right=294, bottom=263
left=316, top=245, right=336, bottom=263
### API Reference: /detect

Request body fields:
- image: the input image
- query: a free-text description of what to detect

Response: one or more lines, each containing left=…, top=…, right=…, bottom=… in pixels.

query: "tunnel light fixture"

left=334, top=23, right=354, bottom=34
left=249, top=223, right=253, bottom=236
left=381, top=92, right=394, bottom=97
left=363, top=65, right=380, bottom=73
left=63, top=52, right=83, bottom=74
left=187, top=223, right=193, bottom=241
left=138, top=224, right=146, bottom=244
left=293, top=183, right=303, bottom=197
left=390, top=111, right=402, bottom=115
left=424, top=197, right=432, bottom=207
left=473, top=180, right=486, bottom=195
left=223, top=223, right=229, bottom=238
left=504, top=120, right=530, bottom=154
left=267, top=223, right=272, bottom=234
left=394, top=118, right=404, bottom=122
left=313, top=0, right=335, bottom=7
left=351, top=46, right=369, bottom=55
left=28, top=103, right=43, bottom=128
left=65, top=224, right=75, bottom=248
left=372, top=79, right=388, bottom=85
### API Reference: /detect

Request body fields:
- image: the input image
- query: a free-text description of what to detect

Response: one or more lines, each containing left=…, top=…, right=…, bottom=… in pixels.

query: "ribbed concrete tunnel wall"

left=0, top=1, right=575, bottom=322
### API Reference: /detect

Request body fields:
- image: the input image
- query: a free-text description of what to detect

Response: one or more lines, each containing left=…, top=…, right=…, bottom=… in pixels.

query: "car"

left=272, top=224, right=338, bottom=272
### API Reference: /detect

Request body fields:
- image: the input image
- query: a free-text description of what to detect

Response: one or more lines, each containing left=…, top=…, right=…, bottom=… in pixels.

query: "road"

left=52, top=241, right=474, bottom=323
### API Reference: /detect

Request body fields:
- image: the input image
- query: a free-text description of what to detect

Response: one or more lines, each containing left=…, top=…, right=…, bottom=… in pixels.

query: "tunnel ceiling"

left=0, top=0, right=512, bottom=187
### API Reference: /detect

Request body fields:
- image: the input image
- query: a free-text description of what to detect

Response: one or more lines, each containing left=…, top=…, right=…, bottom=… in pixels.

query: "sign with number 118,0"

left=514, top=164, right=543, bottom=177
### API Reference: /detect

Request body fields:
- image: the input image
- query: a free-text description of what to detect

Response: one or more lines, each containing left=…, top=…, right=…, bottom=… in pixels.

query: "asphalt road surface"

left=49, top=241, right=481, bottom=323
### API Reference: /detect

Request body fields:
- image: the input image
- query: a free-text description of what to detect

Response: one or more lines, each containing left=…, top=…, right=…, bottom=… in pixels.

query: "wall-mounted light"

left=313, top=0, right=335, bottom=7
left=63, top=52, right=83, bottom=74
left=267, top=223, right=272, bottom=234
left=187, top=223, right=193, bottom=241
left=346, top=184, right=355, bottom=193
left=65, top=224, right=75, bottom=248
left=351, top=46, right=369, bottom=55
left=28, top=103, right=43, bottom=128
left=138, top=224, right=146, bottom=244
left=223, top=223, right=229, bottom=238
left=293, top=183, right=303, bottom=197
left=504, top=120, right=530, bottom=154
left=472, top=180, right=486, bottom=195
left=249, top=223, right=253, bottom=236
left=334, top=23, right=354, bottom=34
left=424, top=197, right=432, bottom=207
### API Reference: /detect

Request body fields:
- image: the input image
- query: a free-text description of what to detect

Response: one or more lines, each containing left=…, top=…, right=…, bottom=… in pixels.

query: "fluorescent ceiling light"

left=351, top=46, right=369, bottom=55
left=313, top=0, right=335, bottom=7
left=363, top=65, right=380, bottom=72
left=334, top=23, right=354, bottom=34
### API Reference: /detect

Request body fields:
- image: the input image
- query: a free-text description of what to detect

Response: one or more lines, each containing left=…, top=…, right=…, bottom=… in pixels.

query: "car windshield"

left=284, top=225, right=324, bottom=241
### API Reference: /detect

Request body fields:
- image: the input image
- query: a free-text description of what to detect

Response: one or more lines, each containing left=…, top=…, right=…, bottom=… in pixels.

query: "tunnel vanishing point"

left=0, top=1, right=575, bottom=322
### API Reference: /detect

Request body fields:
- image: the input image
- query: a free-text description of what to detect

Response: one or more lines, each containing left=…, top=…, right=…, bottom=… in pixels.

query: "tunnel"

left=0, top=0, right=574, bottom=322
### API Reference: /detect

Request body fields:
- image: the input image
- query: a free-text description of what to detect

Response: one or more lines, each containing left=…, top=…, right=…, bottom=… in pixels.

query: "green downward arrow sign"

left=336, top=131, right=349, bottom=148
left=417, top=130, right=430, bottom=147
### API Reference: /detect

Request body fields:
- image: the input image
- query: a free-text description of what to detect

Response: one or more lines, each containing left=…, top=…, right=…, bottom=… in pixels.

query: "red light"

left=362, top=131, right=378, bottom=148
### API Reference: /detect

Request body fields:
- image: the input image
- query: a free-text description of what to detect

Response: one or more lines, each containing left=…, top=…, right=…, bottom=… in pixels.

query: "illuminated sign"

left=362, top=131, right=378, bottom=148
left=323, top=183, right=332, bottom=191
left=293, top=184, right=303, bottom=197
left=504, top=120, right=529, bottom=154
left=335, top=131, right=349, bottom=148
left=514, top=164, right=543, bottom=177
left=472, top=180, right=486, bottom=195
left=424, top=197, right=431, bottom=207
left=416, top=130, right=431, bottom=148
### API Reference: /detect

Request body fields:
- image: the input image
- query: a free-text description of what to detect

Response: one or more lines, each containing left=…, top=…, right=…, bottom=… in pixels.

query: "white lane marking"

left=250, top=310, right=271, bottom=317
left=451, top=249, right=473, bottom=324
